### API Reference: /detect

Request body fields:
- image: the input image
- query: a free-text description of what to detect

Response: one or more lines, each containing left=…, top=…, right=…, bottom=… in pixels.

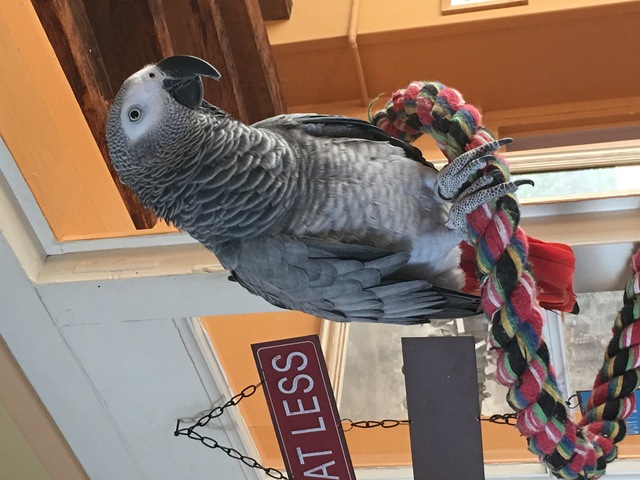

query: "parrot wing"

left=221, top=235, right=480, bottom=324
left=253, top=113, right=435, bottom=168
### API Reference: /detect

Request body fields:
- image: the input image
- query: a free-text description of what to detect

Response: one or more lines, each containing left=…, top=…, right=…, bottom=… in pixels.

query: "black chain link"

left=189, top=382, right=262, bottom=429
left=481, top=413, right=518, bottom=426
left=344, top=414, right=521, bottom=429
left=341, top=418, right=411, bottom=432
left=176, top=423, right=288, bottom=479
left=174, top=383, right=289, bottom=480
left=565, top=393, right=581, bottom=409
left=479, top=394, right=582, bottom=427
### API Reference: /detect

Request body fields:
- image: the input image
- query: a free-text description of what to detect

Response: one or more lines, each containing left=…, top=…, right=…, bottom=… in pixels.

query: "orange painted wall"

left=0, top=0, right=135, bottom=239
left=271, top=0, right=640, bottom=112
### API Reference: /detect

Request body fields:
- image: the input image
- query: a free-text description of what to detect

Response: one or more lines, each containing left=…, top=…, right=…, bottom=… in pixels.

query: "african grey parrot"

left=106, top=55, right=530, bottom=324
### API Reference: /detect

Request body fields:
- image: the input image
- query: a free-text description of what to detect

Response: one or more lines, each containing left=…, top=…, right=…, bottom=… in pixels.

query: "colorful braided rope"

left=371, top=81, right=640, bottom=479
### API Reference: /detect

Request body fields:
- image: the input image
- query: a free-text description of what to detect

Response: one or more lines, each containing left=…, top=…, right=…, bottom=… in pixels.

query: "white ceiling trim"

left=0, top=229, right=263, bottom=479
left=0, top=162, right=263, bottom=479
left=34, top=242, right=281, bottom=326
left=0, top=225, right=148, bottom=478
left=0, top=137, right=58, bottom=255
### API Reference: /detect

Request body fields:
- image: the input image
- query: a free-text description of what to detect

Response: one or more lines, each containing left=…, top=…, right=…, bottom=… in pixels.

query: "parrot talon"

left=456, top=171, right=498, bottom=198
left=446, top=177, right=533, bottom=233
left=515, top=179, right=535, bottom=188
left=436, top=138, right=513, bottom=202
left=437, top=156, right=489, bottom=201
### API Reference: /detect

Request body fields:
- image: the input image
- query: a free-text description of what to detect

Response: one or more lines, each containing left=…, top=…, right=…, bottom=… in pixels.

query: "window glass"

left=513, top=166, right=640, bottom=199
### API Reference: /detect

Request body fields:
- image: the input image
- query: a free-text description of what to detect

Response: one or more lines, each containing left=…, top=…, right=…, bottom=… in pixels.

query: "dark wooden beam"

left=31, top=0, right=158, bottom=229
left=159, top=0, right=249, bottom=122
left=258, top=0, right=292, bottom=21
left=81, top=0, right=173, bottom=92
left=217, top=0, right=287, bottom=123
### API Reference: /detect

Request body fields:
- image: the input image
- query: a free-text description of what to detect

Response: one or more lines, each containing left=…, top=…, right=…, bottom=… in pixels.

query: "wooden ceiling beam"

left=80, top=0, right=173, bottom=94
left=217, top=0, right=287, bottom=123
left=258, top=0, right=292, bottom=21
left=159, top=0, right=249, bottom=122
left=31, top=0, right=158, bottom=229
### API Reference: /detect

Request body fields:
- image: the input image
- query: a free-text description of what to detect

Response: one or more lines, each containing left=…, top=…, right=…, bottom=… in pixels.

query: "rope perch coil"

left=371, top=81, right=640, bottom=479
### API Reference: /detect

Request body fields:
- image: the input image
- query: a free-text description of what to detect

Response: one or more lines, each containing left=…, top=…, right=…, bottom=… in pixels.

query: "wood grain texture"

left=31, top=0, right=158, bottom=229
left=217, top=0, right=287, bottom=123
left=160, top=0, right=249, bottom=122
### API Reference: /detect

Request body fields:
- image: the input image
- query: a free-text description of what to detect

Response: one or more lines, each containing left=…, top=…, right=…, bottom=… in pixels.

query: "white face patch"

left=119, top=65, right=168, bottom=143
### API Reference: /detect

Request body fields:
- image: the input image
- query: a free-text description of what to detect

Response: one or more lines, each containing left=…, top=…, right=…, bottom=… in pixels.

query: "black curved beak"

left=156, top=55, right=221, bottom=109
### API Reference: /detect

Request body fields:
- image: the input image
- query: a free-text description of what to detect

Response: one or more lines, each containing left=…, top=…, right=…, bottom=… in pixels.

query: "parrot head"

left=105, top=55, right=221, bottom=187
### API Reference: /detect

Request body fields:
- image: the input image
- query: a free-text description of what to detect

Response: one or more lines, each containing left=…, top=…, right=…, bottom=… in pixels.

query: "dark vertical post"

left=402, top=336, right=485, bottom=480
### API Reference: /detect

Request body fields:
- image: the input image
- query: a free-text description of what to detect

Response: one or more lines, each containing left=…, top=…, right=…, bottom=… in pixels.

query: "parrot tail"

left=459, top=236, right=578, bottom=313
left=427, top=286, right=482, bottom=320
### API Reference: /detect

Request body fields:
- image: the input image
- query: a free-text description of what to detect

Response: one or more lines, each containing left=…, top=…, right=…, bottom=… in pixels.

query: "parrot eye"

left=128, top=108, right=142, bottom=122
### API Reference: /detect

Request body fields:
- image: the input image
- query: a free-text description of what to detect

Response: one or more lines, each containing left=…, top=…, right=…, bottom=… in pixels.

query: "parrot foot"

left=446, top=177, right=535, bottom=232
left=436, top=138, right=513, bottom=202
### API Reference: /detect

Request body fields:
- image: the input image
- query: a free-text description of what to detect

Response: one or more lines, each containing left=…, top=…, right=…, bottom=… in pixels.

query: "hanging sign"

left=402, top=336, right=486, bottom=480
left=253, top=335, right=356, bottom=480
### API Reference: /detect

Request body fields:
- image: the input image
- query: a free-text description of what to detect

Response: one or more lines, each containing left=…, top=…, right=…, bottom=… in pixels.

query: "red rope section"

left=371, top=81, right=640, bottom=479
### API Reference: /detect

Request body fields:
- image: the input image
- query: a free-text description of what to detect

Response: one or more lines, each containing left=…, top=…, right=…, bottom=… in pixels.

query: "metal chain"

left=175, top=424, right=288, bottom=479
left=175, top=382, right=531, bottom=478
left=343, top=415, right=521, bottom=429
left=565, top=393, right=581, bottom=409
left=174, top=382, right=289, bottom=480
left=479, top=393, right=582, bottom=427
left=341, top=418, right=411, bottom=432
left=180, top=382, right=262, bottom=430
left=481, top=413, right=518, bottom=426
